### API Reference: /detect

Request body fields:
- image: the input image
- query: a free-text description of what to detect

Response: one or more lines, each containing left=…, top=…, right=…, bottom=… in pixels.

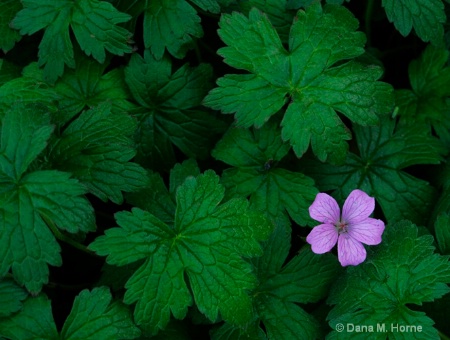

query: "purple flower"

left=306, top=189, right=385, bottom=266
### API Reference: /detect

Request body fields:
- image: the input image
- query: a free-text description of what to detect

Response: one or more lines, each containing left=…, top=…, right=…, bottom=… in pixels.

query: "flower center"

left=335, top=220, right=348, bottom=234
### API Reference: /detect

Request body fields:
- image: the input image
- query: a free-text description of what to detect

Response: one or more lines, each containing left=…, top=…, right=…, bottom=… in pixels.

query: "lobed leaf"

left=213, top=122, right=318, bottom=226
left=48, top=104, right=148, bottom=204
left=0, top=104, right=94, bottom=293
left=61, top=287, right=140, bottom=339
left=218, top=220, right=340, bottom=338
left=125, top=50, right=226, bottom=170
left=112, top=0, right=226, bottom=58
left=0, top=0, right=22, bottom=52
left=396, top=45, right=450, bottom=147
left=12, top=0, right=132, bottom=83
left=125, top=159, right=200, bottom=225
left=435, top=213, right=450, bottom=255
left=204, top=3, right=393, bottom=163
left=0, top=63, right=59, bottom=117
left=0, top=287, right=140, bottom=340
left=327, top=221, right=450, bottom=339
left=143, top=0, right=203, bottom=59
left=0, top=295, right=58, bottom=340
left=382, top=0, right=445, bottom=45
left=0, top=278, right=27, bottom=318
left=90, top=170, right=273, bottom=335
left=53, top=54, right=136, bottom=125
left=303, top=116, right=445, bottom=225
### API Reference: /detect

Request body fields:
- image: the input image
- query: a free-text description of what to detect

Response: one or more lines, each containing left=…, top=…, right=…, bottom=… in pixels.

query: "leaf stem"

left=365, top=0, right=374, bottom=47
left=439, top=330, right=450, bottom=340
left=193, top=39, right=203, bottom=64
left=46, top=218, right=98, bottom=257
left=197, top=39, right=219, bottom=58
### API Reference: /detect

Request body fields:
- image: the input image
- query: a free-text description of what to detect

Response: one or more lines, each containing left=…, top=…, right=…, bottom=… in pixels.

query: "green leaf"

left=211, top=322, right=266, bottom=340
left=396, top=45, right=450, bottom=146
left=90, top=170, right=273, bottom=335
left=255, top=228, right=339, bottom=339
left=420, top=293, right=450, bottom=338
left=303, top=116, right=445, bottom=225
left=0, top=295, right=58, bottom=340
left=112, top=0, right=208, bottom=59
left=435, top=213, right=450, bottom=255
left=431, top=179, right=450, bottom=226
left=21, top=171, right=95, bottom=234
left=125, top=50, right=226, bottom=170
left=53, top=54, right=136, bottom=125
left=0, top=288, right=140, bottom=340
left=0, top=63, right=59, bottom=118
left=125, top=159, right=200, bottom=224
left=97, top=261, right=143, bottom=293
left=61, top=287, right=141, bottom=339
left=0, top=278, right=28, bottom=318
left=327, top=220, right=450, bottom=339
left=12, top=0, right=132, bottom=83
left=212, top=121, right=318, bottom=226
left=191, top=0, right=222, bottom=12
left=0, top=59, right=21, bottom=87
left=169, top=159, right=201, bottom=195
left=204, top=3, right=393, bottom=163
left=0, top=0, right=22, bottom=52
left=48, top=103, right=148, bottom=204
left=218, top=222, right=340, bottom=339
left=144, top=318, right=192, bottom=340
left=236, top=0, right=298, bottom=43
left=126, top=171, right=175, bottom=225
left=257, top=297, right=319, bottom=339
left=382, top=0, right=445, bottom=44
left=0, top=104, right=95, bottom=293
left=0, top=104, right=54, bottom=179
left=142, top=0, right=203, bottom=59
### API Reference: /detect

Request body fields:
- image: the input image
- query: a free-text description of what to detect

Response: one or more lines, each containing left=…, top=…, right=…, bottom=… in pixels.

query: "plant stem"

left=194, top=39, right=203, bottom=64
left=439, top=330, right=450, bottom=340
left=46, top=218, right=97, bottom=256
left=365, top=0, right=375, bottom=47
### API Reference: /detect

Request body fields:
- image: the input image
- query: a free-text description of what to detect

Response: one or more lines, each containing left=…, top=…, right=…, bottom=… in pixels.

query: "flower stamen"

left=336, top=221, right=348, bottom=234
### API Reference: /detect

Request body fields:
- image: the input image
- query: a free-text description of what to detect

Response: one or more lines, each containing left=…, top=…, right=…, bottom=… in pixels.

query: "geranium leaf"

left=124, top=50, right=226, bottom=170
left=204, top=3, right=393, bottom=163
left=212, top=121, right=318, bottom=226
left=0, top=104, right=94, bottom=293
left=47, top=103, right=148, bottom=204
left=327, top=221, right=450, bottom=339
left=90, top=170, right=273, bottom=335
left=12, top=0, right=132, bottom=83
left=304, top=116, right=445, bottom=225
left=382, top=0, right=445, bottom=44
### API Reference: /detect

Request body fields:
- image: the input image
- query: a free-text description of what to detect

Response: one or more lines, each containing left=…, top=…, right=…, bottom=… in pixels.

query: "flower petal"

left=309, top=193, right=340, bottom=224
left=342, top=189, right=375, bottom=224
left=337, top=234, right=367, bottom=266
left=306, top=224, right=338, bottom=254
left=348, top=218, right=385, bottom=245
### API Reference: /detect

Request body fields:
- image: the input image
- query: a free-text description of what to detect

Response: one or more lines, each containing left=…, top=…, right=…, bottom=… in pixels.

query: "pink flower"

left=306, top=189, right=385, bottom=266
